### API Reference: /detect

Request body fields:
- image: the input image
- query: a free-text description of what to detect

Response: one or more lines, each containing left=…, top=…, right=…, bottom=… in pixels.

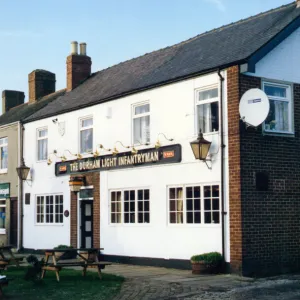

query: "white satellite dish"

left=239, top=88, right=270, bottom=127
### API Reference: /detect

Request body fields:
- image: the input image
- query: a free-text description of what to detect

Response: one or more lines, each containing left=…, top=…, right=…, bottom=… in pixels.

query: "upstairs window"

left=0, top=138, right=8, bottom=172
left=80, top=117, right=93, bottom=154
left=133, top=103, right=150, bottom=144
left=37, top=128, right=48, bottom=161
left=196, top=87, right=219, bottom=133
left=263, top=82, right=293, bottom=134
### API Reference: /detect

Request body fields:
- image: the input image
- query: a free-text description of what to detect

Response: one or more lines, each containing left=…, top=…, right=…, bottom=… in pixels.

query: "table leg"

left=97, top=266, right=102, bottom=280
left=55, top=269, right=60, bottom=282
left=8, top=249, right=19, bottom=267
left=41, top=254, right=50, bottom=279
left=82, top=266, right=87, bottom=277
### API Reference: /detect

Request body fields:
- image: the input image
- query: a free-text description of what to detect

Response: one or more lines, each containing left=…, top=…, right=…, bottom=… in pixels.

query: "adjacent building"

left=20, top=1, right=300, bottom=276
left=0, top=71, right=65, bottom=246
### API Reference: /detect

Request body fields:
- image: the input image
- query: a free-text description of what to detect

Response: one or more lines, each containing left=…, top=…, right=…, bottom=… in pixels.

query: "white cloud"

left=204, top=0, right=226, bottom=12
left=0, top=30, right=42, bottom=38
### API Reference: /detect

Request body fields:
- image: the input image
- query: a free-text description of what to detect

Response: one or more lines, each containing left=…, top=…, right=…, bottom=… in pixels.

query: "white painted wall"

left=246, top=27, right=300, bottom=83
left=23, top=71, right=230, bottom=261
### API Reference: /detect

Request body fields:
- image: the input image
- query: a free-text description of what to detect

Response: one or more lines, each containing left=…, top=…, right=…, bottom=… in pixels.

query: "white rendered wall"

left=246, top=27, right=300, bottom=83
left=23, top=71, right=229, bottom=260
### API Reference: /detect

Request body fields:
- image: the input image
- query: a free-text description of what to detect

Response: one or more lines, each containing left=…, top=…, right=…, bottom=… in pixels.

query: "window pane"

left=80, top=128, right=93, bottom=153
left=204, top=199, right=211, bottom=210
left=169, top=188, right=176, bottom=200
left=186, top=199, right=193, bottom=211
left=186, top=187, right=193, bottom=199
left=212, top=186, right=219, bottom=197
left=213, top=212, right=220, bottom=224
left=197, top=102, right=219, bottom=133
left=144, top=213, right=150, bottom=223
left=144, top=201, right=149, bottom=212
left=38, top=129, right=48, bottom=138
left=0, top=207, right=5, bottom=229
left=138, top=190, right=143, bottom=200
left=186, top=212, right=193, bottom=223
left=204, top=186, right=211, bottom=198
left=81, top=118, right=93, bottom=127
left=144, top=189, right=149, bottom=200
left=205, top=212, right=211, bottom=223
left=124, top=191, right=129, bottom=201
left=199, top=88, right=218, bottom=101
left=38, top=139, right=48, bottom=161
left=194, top=199, right=201, bottom=211
left=265, top=100, right=289, bottom=132
left=194, top=187, right=200, bottom=198
left=212, top=199, right=219, bottom=210
left=138, top=201, right=143, bottom=211
left=133, top=116, right=150, bottom=144
left=0, top=145, right=8, bottom=169
left=135, top=104, right=150, bottom=115
left=264, top=85, right=286, bottom=98
left=194, top=212, right=201, bottom=224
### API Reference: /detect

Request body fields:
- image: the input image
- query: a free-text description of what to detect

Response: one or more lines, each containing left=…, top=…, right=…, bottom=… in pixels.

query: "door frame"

left=77, top=186, right=94, bottom=248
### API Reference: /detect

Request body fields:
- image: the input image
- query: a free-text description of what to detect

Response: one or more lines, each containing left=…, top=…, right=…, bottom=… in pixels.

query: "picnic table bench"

left=41, top=248, right=111, bottom=282
left=0, top=245, right=25, bottom=270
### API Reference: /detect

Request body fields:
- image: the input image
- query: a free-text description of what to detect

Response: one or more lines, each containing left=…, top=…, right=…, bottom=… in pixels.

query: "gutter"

left=217, top=69, right=227, bottom=268
left=23, top=60, right=247, bottom=124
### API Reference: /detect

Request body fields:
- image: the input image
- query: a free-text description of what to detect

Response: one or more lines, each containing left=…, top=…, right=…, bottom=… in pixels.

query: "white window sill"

left=35, top=223, right=64, bottom=227
left=0, top=169, right=7, bottom=174
left=36, top=160, right=47, bottom=163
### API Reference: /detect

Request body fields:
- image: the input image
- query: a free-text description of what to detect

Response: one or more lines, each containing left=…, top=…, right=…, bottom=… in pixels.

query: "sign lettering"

left=55, top=144, right=181, bottom=176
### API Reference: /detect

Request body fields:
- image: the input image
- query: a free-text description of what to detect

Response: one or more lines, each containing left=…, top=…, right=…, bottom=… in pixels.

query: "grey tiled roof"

left=25, top=2, right=300, bottom=122
left=0, top=89, right=66, bottom=126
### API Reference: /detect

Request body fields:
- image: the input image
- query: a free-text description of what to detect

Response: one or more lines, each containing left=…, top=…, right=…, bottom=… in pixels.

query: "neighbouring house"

left=0, top=70, right=65, bottom=247
left=21, top=1, right=300, bottom=276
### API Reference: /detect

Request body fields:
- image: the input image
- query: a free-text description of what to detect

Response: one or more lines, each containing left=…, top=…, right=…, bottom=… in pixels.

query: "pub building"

left=21, top=1, right=300, bottom=276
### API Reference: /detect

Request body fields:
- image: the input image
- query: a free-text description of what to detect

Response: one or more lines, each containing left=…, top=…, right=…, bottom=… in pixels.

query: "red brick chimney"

left=66, top=41, right=92, bottom=91
left=28, top=70, right=56, bottom=103
left=2, top=90, right=25, bottom=113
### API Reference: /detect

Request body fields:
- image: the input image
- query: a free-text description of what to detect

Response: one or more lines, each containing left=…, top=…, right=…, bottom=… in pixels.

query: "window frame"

left=132, top=101, right=150, bottom=145
left=262, top=81, right=294, bottom=135
left=0, top=137, right=8, bottom=173
left=79, top=116, right=94, bottom=154
left=36, top=127, right=48, bottom=162
left=0, top=199, right=6, bottom=234
left=35, top=193, right=64, bottom=226
left=195, top=85, right=220, bottom=135
left=109, top=187, right=151, bottom=226
left=167, top=183, right=221, bottom=227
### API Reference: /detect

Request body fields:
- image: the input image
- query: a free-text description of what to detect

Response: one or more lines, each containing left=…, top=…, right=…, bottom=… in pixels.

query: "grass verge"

left=1, top=267, right=124, bottom=300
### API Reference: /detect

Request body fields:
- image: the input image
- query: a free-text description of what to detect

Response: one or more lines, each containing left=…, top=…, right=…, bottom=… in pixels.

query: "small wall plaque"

left=64, top=210, right=70, bottom=217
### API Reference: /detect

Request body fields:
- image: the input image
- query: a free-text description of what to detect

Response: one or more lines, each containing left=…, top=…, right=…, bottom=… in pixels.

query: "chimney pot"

left=80, top=43, right=87, bottom=56
left=71, top=41, right=78, bottom=55
left=67, top=42, right=92, bottom=91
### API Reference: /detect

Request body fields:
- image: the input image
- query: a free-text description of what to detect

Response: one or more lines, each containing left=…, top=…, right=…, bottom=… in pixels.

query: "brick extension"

left=239, top=74, right=300, bottom=276
left=70, top=172, right=100, bottom=248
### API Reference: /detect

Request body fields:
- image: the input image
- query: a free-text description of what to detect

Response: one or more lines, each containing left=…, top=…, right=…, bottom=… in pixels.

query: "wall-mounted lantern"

left=69, top=176, right=86, bottom=193
left=190, top=130, right=212, bottom=169
left=16, top=159, right=31, bottom=181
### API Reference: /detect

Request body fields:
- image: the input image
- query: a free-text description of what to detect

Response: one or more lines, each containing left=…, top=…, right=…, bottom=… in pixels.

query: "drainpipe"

left=18, top=123, right=24, bottom=250
left=218, top=69, right=226, bottom=268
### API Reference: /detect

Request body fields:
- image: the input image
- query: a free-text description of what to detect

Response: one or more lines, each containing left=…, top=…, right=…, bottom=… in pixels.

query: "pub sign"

left=0, top=183, right=10, bottom=198
left=56, top=144, right=182, bottom=176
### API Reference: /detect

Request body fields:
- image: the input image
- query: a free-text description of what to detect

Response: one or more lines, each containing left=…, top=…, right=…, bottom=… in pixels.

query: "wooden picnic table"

left=0, top=245, right=25, bottom=270
left=41, top=248, right=111, bottom=282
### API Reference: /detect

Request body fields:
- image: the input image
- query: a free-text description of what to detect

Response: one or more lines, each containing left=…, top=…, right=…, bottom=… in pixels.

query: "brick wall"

left=70, top=172, right=100, bottom=248
left=227, top=66, right=243, bottom=274
left=240, top=74, right=300, bottom=276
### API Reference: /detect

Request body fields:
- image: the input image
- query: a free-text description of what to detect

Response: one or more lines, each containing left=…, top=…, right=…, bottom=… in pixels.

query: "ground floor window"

left=36, top=194, right=63, bottom=224
left=168, top=184, right=220, bottom=225
left=110, top=188, right=150, bottom=224
left=0, top=200, right=6, bottom=233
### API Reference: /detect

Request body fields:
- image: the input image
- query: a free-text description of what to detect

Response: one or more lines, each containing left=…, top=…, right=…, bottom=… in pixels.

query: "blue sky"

left=0, top=0, right=293, bottom=102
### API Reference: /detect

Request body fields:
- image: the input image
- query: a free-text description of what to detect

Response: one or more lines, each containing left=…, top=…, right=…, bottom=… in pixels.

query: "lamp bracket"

left=203, top=159, right=212, bottom=170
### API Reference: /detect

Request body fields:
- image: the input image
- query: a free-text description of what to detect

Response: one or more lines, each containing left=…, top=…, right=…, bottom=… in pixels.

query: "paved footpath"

left=103, top=264, right=300, bottom=300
